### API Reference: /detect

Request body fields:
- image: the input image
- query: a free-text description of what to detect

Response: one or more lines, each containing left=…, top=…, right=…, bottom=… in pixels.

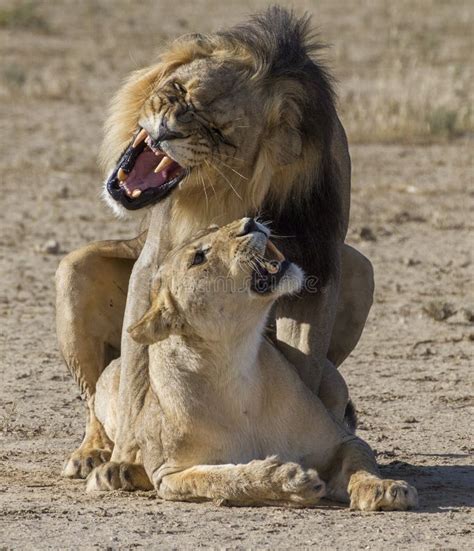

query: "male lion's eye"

left=190, top=250, right=206, bottom=267
left=173, top=81, right=187, bottom=94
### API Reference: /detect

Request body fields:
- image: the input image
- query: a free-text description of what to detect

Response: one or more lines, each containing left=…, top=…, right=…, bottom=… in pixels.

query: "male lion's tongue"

left=122, top=150, right=179, bottom=195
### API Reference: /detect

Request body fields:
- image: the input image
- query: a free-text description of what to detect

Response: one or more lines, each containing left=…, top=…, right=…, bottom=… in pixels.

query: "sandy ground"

left=0, top=1, right=473, bottom=549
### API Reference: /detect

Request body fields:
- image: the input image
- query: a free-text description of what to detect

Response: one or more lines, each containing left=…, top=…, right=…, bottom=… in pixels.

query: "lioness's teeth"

left=266, top=240, right=285, bottom=262
left=131, top=189, right=142, bottom=198
left=266, top=261, right=279, bottom=274
left=118, top=168, right=127, bottom=181
left=154, top=156, right=174, bottom=173
left=132, top=128, right=148, bottom=148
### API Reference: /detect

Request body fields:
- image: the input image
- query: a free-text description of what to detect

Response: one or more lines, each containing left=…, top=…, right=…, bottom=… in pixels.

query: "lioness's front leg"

left=56, top=236, right=143, bottom=478
left=155, top=458, right=326, bottom=507
left=325, top=439, right=418, bottom=511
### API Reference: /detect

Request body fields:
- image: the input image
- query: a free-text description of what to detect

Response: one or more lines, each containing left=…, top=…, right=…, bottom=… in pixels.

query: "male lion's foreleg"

left=155, top=458, right=326, bottom=507
left=86, top=461, right=153, bottom=492
left=328, top=245, right=374, bottom=367
left=325, top=439, right=418, bottom=511
left=62, top=400, right=113, bottom=478
left=56, top=237, right=142, bottom=478
left=275, top=271, right=339, bottom=399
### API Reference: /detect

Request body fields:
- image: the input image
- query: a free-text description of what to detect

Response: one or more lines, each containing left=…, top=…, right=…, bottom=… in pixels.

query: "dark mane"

left=219, top=6, right=331, bottom=83
left=221, top=7, right=343, bottom=286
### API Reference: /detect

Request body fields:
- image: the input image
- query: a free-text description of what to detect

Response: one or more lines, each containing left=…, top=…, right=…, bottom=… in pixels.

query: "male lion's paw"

left=350, top=477, right=418, bottom=511
left=261, top=458, right=326, bottom=506
left=62, top=447, right=111, bottom=479
left=86, top=461, right=153, bottom=493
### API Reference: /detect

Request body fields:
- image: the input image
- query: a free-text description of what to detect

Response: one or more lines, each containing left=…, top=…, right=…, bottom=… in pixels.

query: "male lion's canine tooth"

left=154, top=156, right=174, bottom=173
left=117, top=168, right=127, bottom=182
left=266, top=240, right=285, bottom=262
left=131, top=189, right=142, bottom=198
left=132, top=128, right=148, bottom=148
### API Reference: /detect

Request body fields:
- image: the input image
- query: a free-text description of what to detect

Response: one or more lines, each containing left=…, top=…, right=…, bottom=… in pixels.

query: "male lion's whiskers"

left=217, top=159, right=249, bottom=182
left=205, top=172, right=217, bottom=199
left=206, top=160, right=243, bottom=201
left=179, top=172, right=191, bottom=191
left=214, top=151, right=247, bottom=165
left=198, top=169, right=209, bottom=211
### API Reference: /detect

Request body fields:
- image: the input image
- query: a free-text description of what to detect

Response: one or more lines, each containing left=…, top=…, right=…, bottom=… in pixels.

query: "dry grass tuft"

left=334, top=1, right=473, bottom=143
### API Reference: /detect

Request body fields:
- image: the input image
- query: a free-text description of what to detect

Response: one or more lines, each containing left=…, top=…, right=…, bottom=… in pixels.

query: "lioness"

left=57, top=8, right=374, bottom=478
left=88, top=218, right=417, bottom=511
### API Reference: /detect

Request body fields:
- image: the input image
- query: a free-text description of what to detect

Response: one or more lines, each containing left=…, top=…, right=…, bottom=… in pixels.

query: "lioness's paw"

left=278, top=463, right=326, bottom=505
left=350, top=477, right=418, bottom=511
left=62, top=447, right=111, bottom=479
left=259, top=458, right=326, bottom=506
left=86, top=461, right=153, bottom=493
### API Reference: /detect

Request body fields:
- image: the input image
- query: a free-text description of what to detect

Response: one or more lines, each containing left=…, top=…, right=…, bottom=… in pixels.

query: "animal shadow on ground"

left=379, top=456, right=474, bottom=512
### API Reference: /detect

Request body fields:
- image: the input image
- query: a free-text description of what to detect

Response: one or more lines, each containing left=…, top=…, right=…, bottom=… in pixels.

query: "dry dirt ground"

left=0, top=1, right=473, bottom=549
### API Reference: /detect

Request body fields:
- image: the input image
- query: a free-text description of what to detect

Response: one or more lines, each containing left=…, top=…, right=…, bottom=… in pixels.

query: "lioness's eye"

left=190, top=250, right=206, bottom=267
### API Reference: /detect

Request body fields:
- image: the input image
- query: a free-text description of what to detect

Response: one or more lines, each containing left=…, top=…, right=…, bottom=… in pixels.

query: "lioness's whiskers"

left=268, top=234, right=296, bottom=240
left=255, top=218, right=271, bottom=226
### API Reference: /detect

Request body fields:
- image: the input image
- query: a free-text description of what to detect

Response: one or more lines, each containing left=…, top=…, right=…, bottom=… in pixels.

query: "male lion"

left=87, top=218, right=417, bottom=511
left=57, top=8, right=374, bottom=478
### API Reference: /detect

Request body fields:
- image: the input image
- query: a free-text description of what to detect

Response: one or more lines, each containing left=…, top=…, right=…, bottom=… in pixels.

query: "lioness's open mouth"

left=106, top=128, right=188, bottom=210
left=251, top=239, right=291, bottom=295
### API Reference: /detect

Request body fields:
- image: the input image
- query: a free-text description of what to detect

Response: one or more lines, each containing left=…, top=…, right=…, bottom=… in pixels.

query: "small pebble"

left=36, top=239, right=61, bottom=255
left=423, top=301, right=456, bottom=321
left=360, top=226, right=377, bottom=241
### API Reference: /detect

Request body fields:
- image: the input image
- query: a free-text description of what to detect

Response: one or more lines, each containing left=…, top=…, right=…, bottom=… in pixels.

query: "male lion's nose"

left=153, top=118, right=187, bottom=143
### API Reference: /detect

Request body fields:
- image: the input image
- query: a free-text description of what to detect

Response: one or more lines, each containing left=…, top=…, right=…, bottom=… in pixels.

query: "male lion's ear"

left=265, top=87, right=304, bottom=166
left=127, top=289, right=182, bottom=345
left=272, top=127, right=302, bottom=166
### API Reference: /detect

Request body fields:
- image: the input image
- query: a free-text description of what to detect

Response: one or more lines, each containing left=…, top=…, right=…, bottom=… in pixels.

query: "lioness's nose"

left=237, top=218, right=259, bottom=236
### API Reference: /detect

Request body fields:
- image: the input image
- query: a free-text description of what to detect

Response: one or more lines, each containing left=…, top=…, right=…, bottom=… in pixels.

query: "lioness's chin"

left=275, top=263, right=304, bottom=297
left=250, top=259, right=304, bottom=298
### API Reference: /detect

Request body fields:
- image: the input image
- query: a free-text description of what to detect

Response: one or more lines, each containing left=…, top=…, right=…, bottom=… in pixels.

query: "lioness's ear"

left=127, top=289, right=182, bottom=344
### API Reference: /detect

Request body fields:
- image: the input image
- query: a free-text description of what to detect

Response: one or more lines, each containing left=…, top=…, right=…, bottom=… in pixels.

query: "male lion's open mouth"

left=251, top=239, right=291, bottom=295
left=106, top=128, right=188, bottom=210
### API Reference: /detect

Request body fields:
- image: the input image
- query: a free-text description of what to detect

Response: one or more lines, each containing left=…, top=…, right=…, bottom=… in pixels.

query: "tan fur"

left=57, top=11, right=374, bottom=479
left=89, top=219, right=416, bottom=511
